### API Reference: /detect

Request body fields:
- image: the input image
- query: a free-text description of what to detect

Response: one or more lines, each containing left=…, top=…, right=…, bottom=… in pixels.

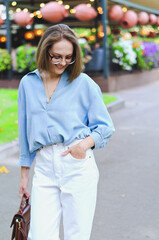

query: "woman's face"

left=48, top=39, right=74, bottom=76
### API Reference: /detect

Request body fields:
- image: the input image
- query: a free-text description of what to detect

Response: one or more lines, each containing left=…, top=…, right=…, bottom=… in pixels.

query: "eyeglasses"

left=48, top=52, right=76, bottom=65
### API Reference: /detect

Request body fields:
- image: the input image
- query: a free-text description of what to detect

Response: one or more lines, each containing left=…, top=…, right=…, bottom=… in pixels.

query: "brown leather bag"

left=10, top=194, right=31, bottom=240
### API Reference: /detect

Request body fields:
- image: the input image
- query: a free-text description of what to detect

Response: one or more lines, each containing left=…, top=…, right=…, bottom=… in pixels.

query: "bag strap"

left=19, top=194, right=29, bottom=213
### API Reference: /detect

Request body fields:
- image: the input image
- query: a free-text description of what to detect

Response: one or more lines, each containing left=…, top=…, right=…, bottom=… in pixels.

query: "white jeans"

left=28, top=139, right=99, bottom=240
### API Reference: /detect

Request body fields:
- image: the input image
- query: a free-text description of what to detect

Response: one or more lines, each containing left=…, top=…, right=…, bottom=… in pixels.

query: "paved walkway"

left=0, top=81, right=159, bottom=240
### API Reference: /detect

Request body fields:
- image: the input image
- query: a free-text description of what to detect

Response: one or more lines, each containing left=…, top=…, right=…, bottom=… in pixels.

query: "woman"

left=18, top=24, right=115, bottom=240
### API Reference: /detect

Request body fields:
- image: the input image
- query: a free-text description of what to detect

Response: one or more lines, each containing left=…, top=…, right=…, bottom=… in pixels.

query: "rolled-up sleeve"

left=88, top=85, right=115, bottom=149
left=18, top=81, right=36, bottom=167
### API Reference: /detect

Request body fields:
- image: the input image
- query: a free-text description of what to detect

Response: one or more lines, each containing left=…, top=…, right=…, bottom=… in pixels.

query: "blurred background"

left=0, top=1, right=159, bottom=239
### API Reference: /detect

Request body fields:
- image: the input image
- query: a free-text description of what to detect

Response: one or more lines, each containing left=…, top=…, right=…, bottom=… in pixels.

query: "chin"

left=55, top=65, right=67, bottom=73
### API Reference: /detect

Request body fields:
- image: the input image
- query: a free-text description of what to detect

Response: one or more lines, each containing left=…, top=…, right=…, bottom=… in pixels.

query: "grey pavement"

left=0, top=80, right=159, bottom=240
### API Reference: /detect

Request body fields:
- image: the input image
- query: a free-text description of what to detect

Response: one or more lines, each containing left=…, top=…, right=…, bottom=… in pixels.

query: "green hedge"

left=15, top=45, right=37, bottom=73
left=0, top=49, right=11, bottom=72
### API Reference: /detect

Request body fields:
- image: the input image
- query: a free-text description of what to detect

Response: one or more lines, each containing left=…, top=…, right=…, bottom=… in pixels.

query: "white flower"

left=112, top=58, right=119, bottom=63
left=125, top=66, right=132, bottom=70
left=113, top=38, right=137, bottom=70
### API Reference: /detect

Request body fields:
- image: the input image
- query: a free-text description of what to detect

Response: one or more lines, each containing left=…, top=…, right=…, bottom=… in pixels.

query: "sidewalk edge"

left=107, top=96, right=125, bottom=112
left=0, top=140, right=19, bottom=161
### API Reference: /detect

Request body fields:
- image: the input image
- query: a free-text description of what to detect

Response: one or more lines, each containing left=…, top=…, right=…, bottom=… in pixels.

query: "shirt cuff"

left=17, top=156, right=34, bottom=167
left=89, top=131, right=103, bottom=149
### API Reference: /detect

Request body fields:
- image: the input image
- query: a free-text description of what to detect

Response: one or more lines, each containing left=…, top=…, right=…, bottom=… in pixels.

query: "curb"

left=0, top=97, right=125, bottom=160
left=106, top=95, right=125, bottom=113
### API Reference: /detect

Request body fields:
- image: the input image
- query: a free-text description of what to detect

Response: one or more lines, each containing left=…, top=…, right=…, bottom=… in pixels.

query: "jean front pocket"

left=69, top=152, right=87, bottom=162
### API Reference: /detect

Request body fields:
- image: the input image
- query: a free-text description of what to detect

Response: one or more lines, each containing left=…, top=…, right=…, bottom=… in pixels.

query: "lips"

left=55, top=65, right=66, bottom=70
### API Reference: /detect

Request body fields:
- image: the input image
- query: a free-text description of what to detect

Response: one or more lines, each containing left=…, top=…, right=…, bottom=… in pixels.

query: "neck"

left=48, top=72, right=61, bottom=80
left=48, top=74, right=61, bottom=82
left=40, top=70, right=62, bottom=82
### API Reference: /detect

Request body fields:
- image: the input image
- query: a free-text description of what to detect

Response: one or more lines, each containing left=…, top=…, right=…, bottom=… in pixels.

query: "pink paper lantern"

left=138, top=12, right=149, bottom=25
left=120, top=10, right=138, bottom=29
left=149, top=14, right=157, bottom=25
left=40, top=1, right=69, bottom=23
left=108, top=5, right=123, bottom=22
left=0, top=16, right=4, bottom=25
left=74, top=4, right=97, bottom=21
left=156, top=16, right=159, bottom=27
left=14, top=11, right=34, bottom=27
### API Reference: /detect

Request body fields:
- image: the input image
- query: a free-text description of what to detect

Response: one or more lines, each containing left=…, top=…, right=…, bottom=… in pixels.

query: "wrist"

left=78, top=136, right=95, bottom=151
left=21, top=167, right=30, bottom=179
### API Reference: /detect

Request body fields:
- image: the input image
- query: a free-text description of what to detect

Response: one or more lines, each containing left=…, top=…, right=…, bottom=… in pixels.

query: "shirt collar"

left=27, top=69, right=70, bottom=88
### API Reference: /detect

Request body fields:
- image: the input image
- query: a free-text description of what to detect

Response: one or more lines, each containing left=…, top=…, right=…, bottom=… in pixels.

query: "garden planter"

left=138, top=12, right=149, bottom=25
left=148, top=32, right=156, bottom=38
left=14, top=11, right=34, bottom=27
left=149, top=14, right=157, bottom=25
left=74, top=4, right=97, bottom=21
left=156, top=16, right=159, bottom=26
left=120, top=10, right=138, bottom=29
left=40, top=1, right=69, bottom=23
left=108, top=5, right=123, bottom=22
left=140, top=27, right=150, bottom=36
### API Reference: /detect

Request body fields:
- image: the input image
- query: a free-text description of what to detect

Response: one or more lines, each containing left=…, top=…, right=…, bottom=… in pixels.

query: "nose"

left=60, top=58, right=67, bottom=66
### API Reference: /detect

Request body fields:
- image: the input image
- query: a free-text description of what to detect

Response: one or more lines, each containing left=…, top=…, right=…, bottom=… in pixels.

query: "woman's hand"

left=19, top=167, right=30, bottom=199
left=62, top=136, right=95, bottom=159
left=62, top=143, right=87, bottom=159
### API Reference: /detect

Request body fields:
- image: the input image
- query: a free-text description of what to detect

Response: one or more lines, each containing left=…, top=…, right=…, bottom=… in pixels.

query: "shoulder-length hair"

left=36, top=24, right=83, bottom=82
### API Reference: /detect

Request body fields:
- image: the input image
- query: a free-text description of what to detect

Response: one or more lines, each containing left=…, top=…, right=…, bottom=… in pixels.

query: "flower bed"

left=112, top=38, right=159, bottom=71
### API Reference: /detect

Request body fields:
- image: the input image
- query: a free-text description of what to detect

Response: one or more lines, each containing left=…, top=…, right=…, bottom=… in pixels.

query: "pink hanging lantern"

left=138, top=12, right=149, bottom=25
left=74, top=4, right=97, bottom=21
left=156, top=16, right=159, bottom=27
left=120, top=10, right=138, bottom=29
left=108, top=5, right=123, bottom=22
left=14, top=11, right=34, bottom=27
left=0, top=16, right=4, bottom=25
left=149, top=14, right=157, bottom=25
left=40, top=1, right=69, bottom=23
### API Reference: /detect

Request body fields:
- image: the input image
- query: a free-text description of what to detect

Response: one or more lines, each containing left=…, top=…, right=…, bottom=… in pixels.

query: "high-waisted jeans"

left=28, top=139, right=99, bottom=240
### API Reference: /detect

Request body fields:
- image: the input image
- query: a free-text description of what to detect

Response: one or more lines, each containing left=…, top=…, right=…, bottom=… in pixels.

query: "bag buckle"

left=16, top=219, right=22, bottom=229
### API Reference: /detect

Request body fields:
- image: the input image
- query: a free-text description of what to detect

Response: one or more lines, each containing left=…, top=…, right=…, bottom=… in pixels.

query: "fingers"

left=19, top=187, right=30, bottom=199
left=61, top=145, right=86, bottom=159
left=61, top=148, right=71, bottom=156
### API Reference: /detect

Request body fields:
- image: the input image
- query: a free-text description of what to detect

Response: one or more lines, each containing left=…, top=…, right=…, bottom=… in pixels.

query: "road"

left=0, top=80, right=159, bottom=240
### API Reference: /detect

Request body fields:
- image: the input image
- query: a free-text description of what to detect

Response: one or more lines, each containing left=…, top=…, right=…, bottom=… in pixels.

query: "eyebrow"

left=51, top=52, right=73, bottom=57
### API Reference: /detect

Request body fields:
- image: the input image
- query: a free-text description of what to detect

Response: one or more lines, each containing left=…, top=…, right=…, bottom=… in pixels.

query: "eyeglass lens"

left=48, top=53, right=75, bottom=65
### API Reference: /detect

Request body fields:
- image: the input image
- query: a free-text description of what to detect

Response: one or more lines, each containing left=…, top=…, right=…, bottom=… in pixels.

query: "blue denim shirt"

left=18, top=69, right=115, bottom=167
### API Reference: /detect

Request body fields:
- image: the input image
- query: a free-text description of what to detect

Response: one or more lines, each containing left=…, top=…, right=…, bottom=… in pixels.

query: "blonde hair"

left=36, top=24, right=83, bottom=82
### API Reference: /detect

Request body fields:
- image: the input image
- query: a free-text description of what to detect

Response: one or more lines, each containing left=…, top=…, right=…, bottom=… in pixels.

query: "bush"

left=15, top=44, right=37, bottom=73
left=0, top=49, right=11, bottom=72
